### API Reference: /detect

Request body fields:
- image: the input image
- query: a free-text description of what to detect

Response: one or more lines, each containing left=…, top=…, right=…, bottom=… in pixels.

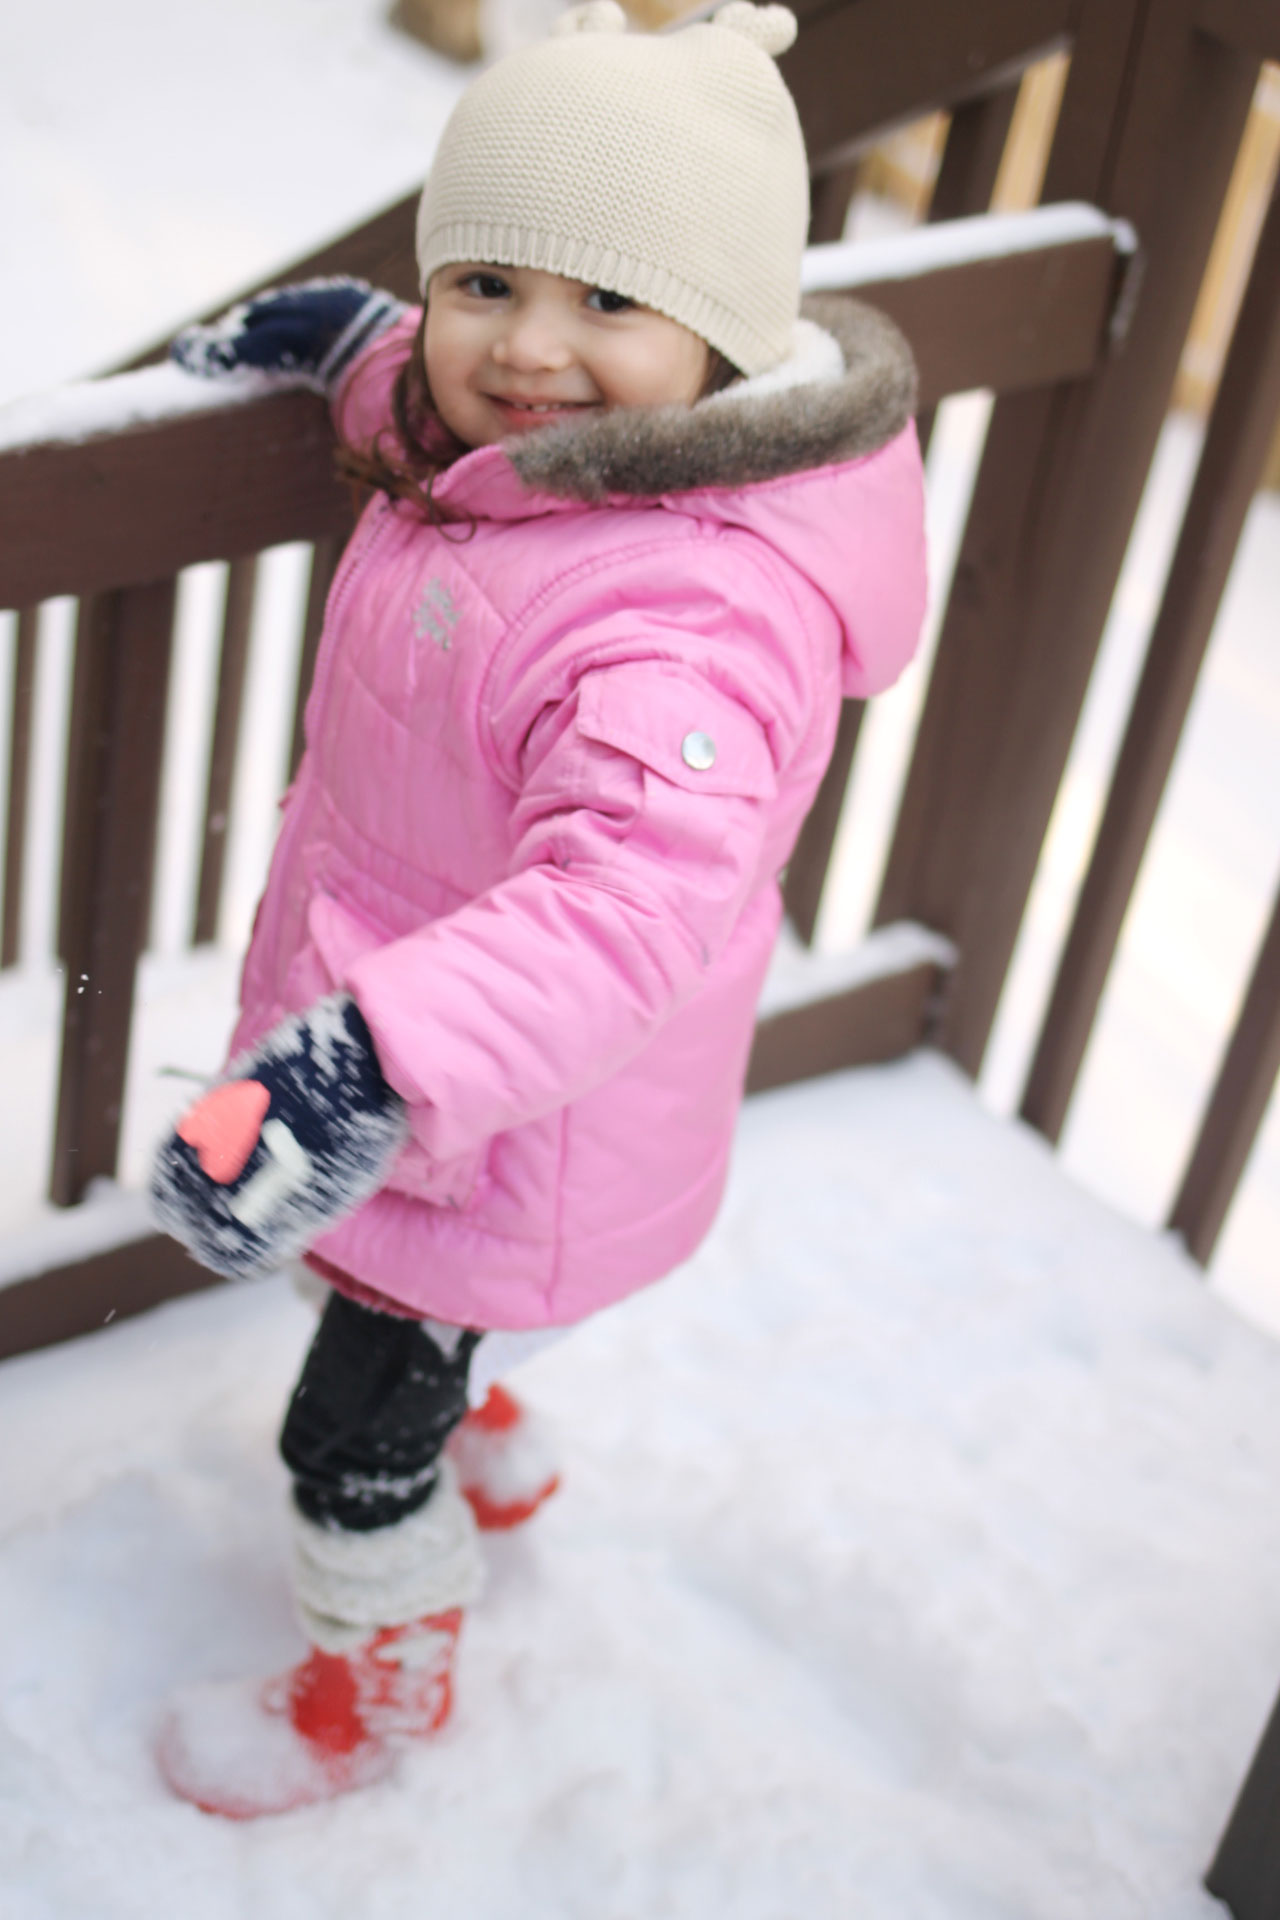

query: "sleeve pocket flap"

left=575, top=663, right=777, bottom=800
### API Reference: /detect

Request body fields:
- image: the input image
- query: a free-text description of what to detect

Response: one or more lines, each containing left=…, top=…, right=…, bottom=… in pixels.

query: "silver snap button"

left=681, top=730, right=717, bottom=771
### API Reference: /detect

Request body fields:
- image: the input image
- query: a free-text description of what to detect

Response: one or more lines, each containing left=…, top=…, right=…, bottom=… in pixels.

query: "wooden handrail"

left=51, top=580, right=178, bottom=1205
left=1169, top=886, right=1280, bottom=1266
left=0, top=213, right=1127, bottom=613
left=1, top=608, right=38, bottom=967
left=781, top=0, right=1070, bottom=172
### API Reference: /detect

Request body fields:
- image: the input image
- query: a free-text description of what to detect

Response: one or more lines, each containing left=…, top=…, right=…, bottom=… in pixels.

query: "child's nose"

left=492, top=309, right=573, bottom=372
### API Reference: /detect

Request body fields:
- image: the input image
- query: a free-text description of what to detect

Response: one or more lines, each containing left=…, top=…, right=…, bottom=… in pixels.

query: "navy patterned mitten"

left=150, top=995, right=409, bottom=1281
left=171, top=277, right=405, bottom=393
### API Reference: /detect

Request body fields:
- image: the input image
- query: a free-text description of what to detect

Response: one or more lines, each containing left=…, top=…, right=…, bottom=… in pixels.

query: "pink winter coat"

left=230, top=296, right=927, bottom=1329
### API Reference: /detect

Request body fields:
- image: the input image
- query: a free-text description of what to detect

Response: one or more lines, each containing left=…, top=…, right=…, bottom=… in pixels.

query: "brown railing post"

left=50, top=579, right=177, bottom=1206
left=2, top=605, right=38, bottom=967
left=1207, top=1678, right=1280, bottom=1918
left=782, top=700, right=866, bottom=946
left=874, top=4, right=1259, bottom=1076
left=784, top=80, right=1025, bottom=945
left=781, top=0, right=1070, bottom=174
left=1168, top=881, right=1280, bottom=1266
left=1022, top=162, right=1280, bottom=1142
left=915, top=85, right=1021, bottom=453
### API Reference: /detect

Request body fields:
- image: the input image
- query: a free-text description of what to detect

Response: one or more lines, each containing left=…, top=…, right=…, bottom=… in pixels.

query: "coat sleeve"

left=342, top=655, right=785, bottom=1167
left=328, top=307, right=422, bottom=455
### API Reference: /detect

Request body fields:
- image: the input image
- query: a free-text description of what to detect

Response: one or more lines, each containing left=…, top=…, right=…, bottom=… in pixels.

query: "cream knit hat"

left=415, top=0, right=810, bottom=377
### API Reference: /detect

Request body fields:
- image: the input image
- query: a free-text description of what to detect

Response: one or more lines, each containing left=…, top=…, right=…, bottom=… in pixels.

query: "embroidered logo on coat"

left=413, top=579, right=461, bottom=651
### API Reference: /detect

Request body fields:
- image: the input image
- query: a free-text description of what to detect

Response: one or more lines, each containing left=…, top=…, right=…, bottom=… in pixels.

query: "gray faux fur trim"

left=506, top=294, right=917, bottom=502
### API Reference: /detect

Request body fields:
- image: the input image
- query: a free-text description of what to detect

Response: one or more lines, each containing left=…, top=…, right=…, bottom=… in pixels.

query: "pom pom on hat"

left=712, top=1, right=797, bottom=56
left=553, top=0, right=627, bottom=32
left=415, top=1, right=810, bottom=376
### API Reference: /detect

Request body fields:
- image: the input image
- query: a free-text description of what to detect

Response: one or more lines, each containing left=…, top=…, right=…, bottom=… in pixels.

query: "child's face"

left=424, top=264, right=710, bottom=449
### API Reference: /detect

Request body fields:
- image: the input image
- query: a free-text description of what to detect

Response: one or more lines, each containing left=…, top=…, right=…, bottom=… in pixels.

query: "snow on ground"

left=3, top=1055, right=1277, bottom=1918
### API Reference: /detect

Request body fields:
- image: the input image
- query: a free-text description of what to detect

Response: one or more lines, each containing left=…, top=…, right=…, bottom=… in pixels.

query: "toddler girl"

left=151, top=0, right=927, bottom=1817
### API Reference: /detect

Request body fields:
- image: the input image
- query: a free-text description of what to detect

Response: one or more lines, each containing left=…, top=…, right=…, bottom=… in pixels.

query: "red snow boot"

left=448, top=1384, right=560, bottom=1531
left=156, top=1609, right=462, bottom=1819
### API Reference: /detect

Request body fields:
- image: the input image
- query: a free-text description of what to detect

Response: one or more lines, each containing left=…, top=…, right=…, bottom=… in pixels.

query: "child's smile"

left=424, top=263, right=710, bottom=450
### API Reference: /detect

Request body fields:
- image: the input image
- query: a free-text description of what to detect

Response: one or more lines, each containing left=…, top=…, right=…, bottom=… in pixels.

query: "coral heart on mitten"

left=151, top=995, right=408, bottom=1281
left=177, top=1079, right=272, bottom=1183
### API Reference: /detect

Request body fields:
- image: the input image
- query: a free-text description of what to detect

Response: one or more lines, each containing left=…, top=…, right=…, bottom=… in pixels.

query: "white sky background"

left=0, top=0, right=468, bottom=405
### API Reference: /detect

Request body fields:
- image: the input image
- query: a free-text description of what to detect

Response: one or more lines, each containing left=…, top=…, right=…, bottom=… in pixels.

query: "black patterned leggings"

left=279, top=1290, right=481, bottom=1533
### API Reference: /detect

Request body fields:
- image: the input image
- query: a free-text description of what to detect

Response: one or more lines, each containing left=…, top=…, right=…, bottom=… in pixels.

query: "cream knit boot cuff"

left=292, top=1460, right=484, bottom=1653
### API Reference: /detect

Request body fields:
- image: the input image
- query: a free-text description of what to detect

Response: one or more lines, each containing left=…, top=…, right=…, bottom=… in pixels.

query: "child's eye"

left=459, top=272, right=511, bottom=300
left=586, top=288, right=635, bottom=314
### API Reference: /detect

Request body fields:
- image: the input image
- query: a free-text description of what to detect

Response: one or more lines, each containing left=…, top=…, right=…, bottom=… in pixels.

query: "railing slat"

left=2, top=606, right=38, bottom=967
left=0, top=231, right=1124, bottom=616
left=808, top=160, right=863, bottom=246
left=289, top=535, right=344, bottom=780
left=930, top=90, right=1022, bottom=225
left=745, top=959, right=947, bottom=1093
left=1168, top=883, right=1280, bottom=1265
left=916, top=85, right=1021, bottom=453
left=1195, top=0, right=1280, bottom=61
left=50, top=579, right=177, bottom=1206
left=873, top=27, right=1258, bottom=1076
left=1206, top=1675, right=1280, bottom=1920
left=782, top=699, right=866, bottom=946
left=192, top=556, right=258, bottom=945
left=1021, top=164, right=1280, bottom=1141
left=785, top=91, right=1025, bottom=948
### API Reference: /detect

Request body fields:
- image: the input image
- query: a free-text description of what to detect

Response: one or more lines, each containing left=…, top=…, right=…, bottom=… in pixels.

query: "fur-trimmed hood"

left=331, top=293, right=927, bottom=708
left=506, top=294, right=918, bottom=502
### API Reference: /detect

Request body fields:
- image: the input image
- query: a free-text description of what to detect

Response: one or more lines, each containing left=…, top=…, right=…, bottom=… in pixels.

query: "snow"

left=0, top=0, right=470, bottom=410
left=2, top=1053, right=1275, bottom=1915
left=0, top=205, right=1137, bottom=456
left=0, top=1181, right=152, bottom=1290
left=0, top=362, right=276, bottom=456
left=0, top=921, right=951, bottom=1294
left=756, top=917, right=956, bottom=1020
left=801, top=202, right=1137, bottom=294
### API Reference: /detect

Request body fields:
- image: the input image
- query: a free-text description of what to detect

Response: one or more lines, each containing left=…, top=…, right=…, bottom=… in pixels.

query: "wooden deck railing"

left=2, top=0, right=1280, bottom=1904
left=0, top=0, right=1275, bottom=1363
left=0, top=204, right=1127, bottom=1227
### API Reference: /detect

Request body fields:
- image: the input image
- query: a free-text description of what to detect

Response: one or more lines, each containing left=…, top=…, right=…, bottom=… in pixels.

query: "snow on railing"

left=758, top=920, right=956, bottom=1022
left=801, top=202, right=1136, bottom=293
left=0, top=1181, right=153, bottom=1292
left=0, top=361, right=285, bottom=456
left=0, top=203, right=1133, bottom=457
